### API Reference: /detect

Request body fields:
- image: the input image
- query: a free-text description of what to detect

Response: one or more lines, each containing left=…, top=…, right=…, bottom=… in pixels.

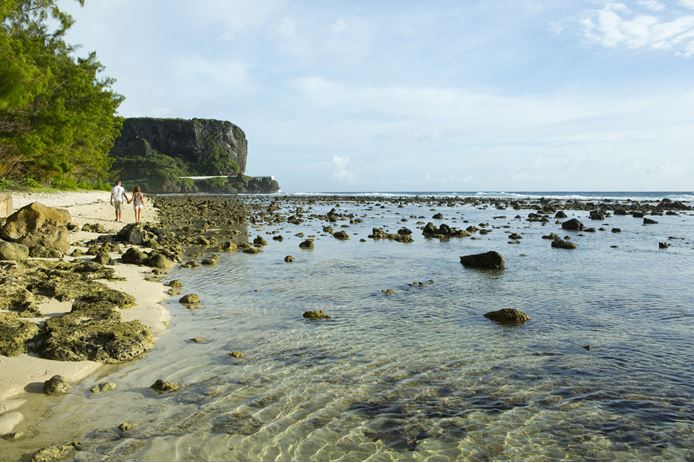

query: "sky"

left=59, top=0, right=694, bottom=192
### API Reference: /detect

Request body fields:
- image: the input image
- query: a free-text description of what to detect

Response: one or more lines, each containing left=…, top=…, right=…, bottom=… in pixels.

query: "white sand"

left=0, top=190, right=169, bottom=435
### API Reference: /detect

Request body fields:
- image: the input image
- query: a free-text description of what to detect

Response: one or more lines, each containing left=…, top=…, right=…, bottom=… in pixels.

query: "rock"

left=298, top=239, right=314, bottom=249
left=659, top=241, right=670, bottom=249
left=0, top=202, right=71, bottom=254
left=432, top=213, right=444, bottom=219
left=90, top=382, right=117, bottom=393
left=561, top=218, right=584, bottom=231
left=201, top=254, right=219, bottom=266
left=118, top=422, right=133, bottom=432
left=397, top=227, right=412, bottom=236
left=179, top=293, right=200, bottom=306
left=643, top=217, right=658, bottom=225
left=554, top=211, right=567, bottom=218
left=284, top=255, right=295, bottom=263
left=228, top=351, right=245, bottom=358
left=0, top=240, right=29, bottom=261
left=611, top=228, right=621, bottom=233
left=147, top=253, right=174, bottom=269
left=253, top=235, right=267, bottom=247
left=182, top=260, right=200, bottom=268
left=93, top=250, right=111, bottom=265
left=303, top=310, right=331, bottom=320
left=589, top=210, right=605, bottom=220
left=31, top=442, right=81, bottom=462
left=121, top=247, right=149, bottom=265
left=632, top=211, right=645, bottom=218
left=220, top=241, right=238, bottom=252
left=332, top=230, right=349, bottom=240
left=166, top=279, right=183, bottom=295
left=43, top=375, right=71, bottom=395
left=38, top=306, right=153, bottom=363
left=0, top=313, right=39, bottom=356
left=542, top=232, right=561, bottom=240
left=551, top=239, right=577, bottom=249
left=150, top=379, right=180, bottom=393
left=82, top=223, right=107, bottom=233
left=484, top=308, right=530, bottom=324
left=189, top=337, right=208, bottom=343
left=382, top=289, right=396, bottom=296
left=459, top=251, right=505, bottom=270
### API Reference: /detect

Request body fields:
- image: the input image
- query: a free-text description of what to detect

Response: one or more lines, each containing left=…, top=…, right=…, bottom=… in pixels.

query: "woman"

left=129, top=185, right=145, bottom=223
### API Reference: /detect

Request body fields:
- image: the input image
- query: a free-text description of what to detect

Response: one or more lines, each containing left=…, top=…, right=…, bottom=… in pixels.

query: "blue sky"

left=61, top=0, right=694, bottom=191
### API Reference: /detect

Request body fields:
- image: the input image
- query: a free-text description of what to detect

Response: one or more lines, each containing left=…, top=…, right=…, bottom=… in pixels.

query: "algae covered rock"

left=459, top=251, right=505, bottom=270
left=298, top=239, right=314, bottom=249
left=332, top=231, right=349, bottom=240
left=179, top=293, right=200, bottom=306
left=90, top=381, right=117, bottom=394
left=43, top=375, right=71, bottom=395
left=38, top=307, right=154, bottom=363
left=303, top=310, right=331, bottom=320
left=121, top=247, right=148, bottom=265
left=147, top=252, right=174, bottom=269
left=228, top=351, right=245, bottom=358
left=551, top=239, right=577, bottom=249
left=484, top=308, right=530, bottom=324
left=0, top=240, right=29, bottom=261
left=284, top=255, right=295, bottom=263
left=150, top=379, right=180, bottom=393
left=0, top=312, right=39, bottom=356
left=31, top=441, right=81, bottom=462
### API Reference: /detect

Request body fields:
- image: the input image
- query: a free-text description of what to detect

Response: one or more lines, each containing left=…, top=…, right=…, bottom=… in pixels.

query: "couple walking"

left=110, top=180, right=145, bottom=223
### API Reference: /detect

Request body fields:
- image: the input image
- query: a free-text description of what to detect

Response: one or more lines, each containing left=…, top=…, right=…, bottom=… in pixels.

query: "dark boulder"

left=43, top=375, right=71, bottom=395
left=484, top=308, right=530, bottom=324
left=459, top=251, right=505, bottom=270
left=561, top=218, right=584, bottom=231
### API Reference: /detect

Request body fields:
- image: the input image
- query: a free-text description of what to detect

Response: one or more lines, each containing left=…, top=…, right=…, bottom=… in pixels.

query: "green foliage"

left=0, top=0, right=122, bottom=188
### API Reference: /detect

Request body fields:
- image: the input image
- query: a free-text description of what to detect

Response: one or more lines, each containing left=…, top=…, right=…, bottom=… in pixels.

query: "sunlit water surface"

left=2, top=200, right=694, bottom=461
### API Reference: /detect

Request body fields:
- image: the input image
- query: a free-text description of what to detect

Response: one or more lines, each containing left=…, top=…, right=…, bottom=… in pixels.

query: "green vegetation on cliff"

left=0, top=0, right=123, bottom=190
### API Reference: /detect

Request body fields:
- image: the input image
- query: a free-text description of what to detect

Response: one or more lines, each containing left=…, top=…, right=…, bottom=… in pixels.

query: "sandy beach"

left=0, top=190, right=170, bottom=438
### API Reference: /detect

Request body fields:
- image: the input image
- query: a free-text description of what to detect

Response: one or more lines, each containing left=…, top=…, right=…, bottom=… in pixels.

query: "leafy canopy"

left=0, top=0, right=123, bottom=189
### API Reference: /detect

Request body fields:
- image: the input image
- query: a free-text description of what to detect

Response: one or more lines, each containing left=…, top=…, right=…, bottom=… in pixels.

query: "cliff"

left=109, top=117, right=279, bottom=193
left=110, top=118, right=247, bottom=175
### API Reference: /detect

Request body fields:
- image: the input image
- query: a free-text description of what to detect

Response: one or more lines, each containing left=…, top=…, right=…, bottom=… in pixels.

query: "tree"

left=0, top=0, right=123, bottom=188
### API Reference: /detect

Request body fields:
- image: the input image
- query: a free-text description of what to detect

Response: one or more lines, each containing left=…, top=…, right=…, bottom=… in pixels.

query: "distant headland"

left=110, top=117, right=280, bottom=194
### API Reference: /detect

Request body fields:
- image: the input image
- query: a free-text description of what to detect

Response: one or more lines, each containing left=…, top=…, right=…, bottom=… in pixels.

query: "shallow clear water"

left=3, top=200, right=694, bottom=461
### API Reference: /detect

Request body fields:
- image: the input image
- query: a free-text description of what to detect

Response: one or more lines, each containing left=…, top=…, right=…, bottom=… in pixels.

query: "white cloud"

left=638, top=0, right=665, bottom=12
left=331, top=155, right=356, bottom=182
left=680, top=0, right=694, bottom=10
left=581, top=1, right=694, bottom=56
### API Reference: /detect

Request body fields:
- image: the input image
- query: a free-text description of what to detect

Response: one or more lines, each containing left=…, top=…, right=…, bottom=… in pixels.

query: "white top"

left=111, top=185, right=126, bottom=202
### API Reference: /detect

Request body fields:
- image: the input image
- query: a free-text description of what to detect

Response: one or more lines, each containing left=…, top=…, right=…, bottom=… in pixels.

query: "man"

left=110, top=180, right=130, bottom=222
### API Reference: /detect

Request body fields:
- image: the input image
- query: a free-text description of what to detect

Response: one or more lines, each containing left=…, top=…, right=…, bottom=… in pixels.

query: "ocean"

left=3, top=193, right=693, bottom=461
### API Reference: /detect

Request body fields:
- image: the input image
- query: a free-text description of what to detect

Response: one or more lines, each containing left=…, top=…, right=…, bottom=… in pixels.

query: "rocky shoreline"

left=0, top=191, right=691, bottom=460
left=0, top=192, right=170, bottom=455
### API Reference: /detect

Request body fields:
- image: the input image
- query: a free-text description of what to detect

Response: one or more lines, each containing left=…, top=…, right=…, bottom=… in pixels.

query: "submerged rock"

left=150, top=379, right=180, bottom=393
left=90, top=381, right=117, bottom=394
left=228, top=351, right=245, bottom=358
left=179, top=293, right=200, bottom=306
left=284, top=255, right=295, bottom=263
left=212, top=411, right=262, bottom=435
left=43, top=375, right=71, bottom=395
left=303, top=310, right=331, bottom=320
left=551, top=239, right=577, bottom=249
left=484, top=308, right=530, bottom=324
left=31, top=442, right=81, bottom=462
left=0, top=312, right=39, bottom=357
left=643, top=217, right=658, bottom=225
left=459, top=251, right=505, bottom=270
left=298, top=239, right=314, bottom=249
